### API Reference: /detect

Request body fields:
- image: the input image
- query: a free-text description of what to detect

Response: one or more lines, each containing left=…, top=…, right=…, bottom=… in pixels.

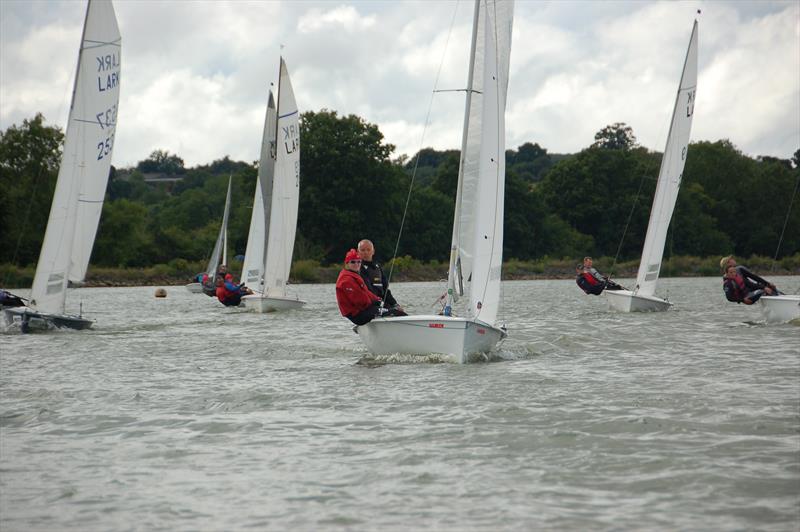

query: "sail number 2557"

left=97, top=133, right=114, bottom=161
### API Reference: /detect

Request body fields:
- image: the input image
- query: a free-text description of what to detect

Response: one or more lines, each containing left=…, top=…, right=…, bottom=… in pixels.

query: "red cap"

left=225, top=273, right=233, bottom=280
left=344, top=248, right=360, bottom=263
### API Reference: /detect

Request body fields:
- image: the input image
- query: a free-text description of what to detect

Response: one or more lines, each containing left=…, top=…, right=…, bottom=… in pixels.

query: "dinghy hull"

left=3, top=307, right=93, bottom=332
left=185, top=282, right=203, bottom=293
left=241, top=294, right=306, bottom=313
left=356, top=315, right=506, bottom=364
left=759, top=295, right=800, bottom=324
left=605, top=289, right=672, bottom=312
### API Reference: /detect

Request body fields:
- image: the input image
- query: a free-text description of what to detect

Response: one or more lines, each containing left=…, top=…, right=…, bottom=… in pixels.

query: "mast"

left=445, top=0, right=482, bottom=314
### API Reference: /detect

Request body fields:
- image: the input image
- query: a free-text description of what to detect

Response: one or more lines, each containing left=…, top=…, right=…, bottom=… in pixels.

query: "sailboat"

left=356, top=0, right=513, bottom=363
left=3, top=0, right=121, bottom=332
left=197, top=176, right=233, bottom=296
left=241, top=58, right=305, bottom=312
left=606, top=19, right=698, bottom=313
left=184, top=176, right=231, bottom=294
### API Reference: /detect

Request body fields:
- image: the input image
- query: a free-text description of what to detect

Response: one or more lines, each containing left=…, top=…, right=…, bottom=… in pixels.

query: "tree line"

left=0, top=113, right=798, bottom=272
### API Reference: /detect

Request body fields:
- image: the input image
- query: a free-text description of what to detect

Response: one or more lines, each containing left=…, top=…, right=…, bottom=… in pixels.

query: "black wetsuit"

left=723, top=265, right=777, bottom=304
left=360, top=259, right=407, bottom=316
left=360, top=260, right=397, bottom=306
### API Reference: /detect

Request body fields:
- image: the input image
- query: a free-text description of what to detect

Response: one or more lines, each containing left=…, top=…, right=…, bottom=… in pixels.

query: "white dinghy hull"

left=605, top=289, right=672, bottom=313
left=356, top=315, right=506, bottom=364
left=185, top=282, right=203, bottom=293
left=241, top=293, right=306, bottom=313
left=759, top=295, right=800, bottom=324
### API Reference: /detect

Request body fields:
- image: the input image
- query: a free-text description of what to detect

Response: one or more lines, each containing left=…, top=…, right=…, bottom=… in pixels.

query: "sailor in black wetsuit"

left=720, top=255, right=780, bottom=304
left=357, top=239, right=407, bottom=316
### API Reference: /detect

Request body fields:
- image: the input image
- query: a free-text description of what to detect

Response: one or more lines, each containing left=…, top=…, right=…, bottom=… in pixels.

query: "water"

left=1, top=277, right=798, bottom=531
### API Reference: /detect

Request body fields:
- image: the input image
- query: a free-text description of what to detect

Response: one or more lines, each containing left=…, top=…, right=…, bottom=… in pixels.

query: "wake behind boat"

left=356, top=0, right=513, bottom=363
left=3, top=0, right=121, bottom=332
left=607, top=19, right=698, bottom=313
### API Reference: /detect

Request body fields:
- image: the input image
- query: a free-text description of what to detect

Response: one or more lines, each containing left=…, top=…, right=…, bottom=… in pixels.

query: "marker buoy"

left=155, top=288, right=167, bottom=298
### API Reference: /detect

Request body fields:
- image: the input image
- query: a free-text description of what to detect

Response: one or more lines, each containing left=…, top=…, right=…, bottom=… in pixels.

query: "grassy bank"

left=1, top=254, right=798, bottom=289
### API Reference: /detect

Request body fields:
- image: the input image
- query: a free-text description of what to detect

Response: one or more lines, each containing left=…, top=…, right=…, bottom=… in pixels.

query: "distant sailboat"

left=198, top=176, right=233, bottom=297
left=3, top=0, right=121, bottom=332
left=241, top=58, right=306, bottom=312
left=606, top=19, right=698, bottom=313
left=356, top=0, right=513, bottom=362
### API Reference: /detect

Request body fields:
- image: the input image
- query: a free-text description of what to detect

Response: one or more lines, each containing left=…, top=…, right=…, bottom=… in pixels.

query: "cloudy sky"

left=1, top=0, right=797, bottom=168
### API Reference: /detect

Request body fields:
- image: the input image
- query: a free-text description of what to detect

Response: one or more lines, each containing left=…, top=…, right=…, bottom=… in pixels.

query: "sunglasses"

left=348, top=260, right=362, bottom=264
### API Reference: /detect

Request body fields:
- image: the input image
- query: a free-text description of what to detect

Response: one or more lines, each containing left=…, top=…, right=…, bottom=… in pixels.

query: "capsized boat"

left=3, top=0, right=121, bottom=332
left=356, top=0, right=513, bottom=363
left=607, top=19, right=699, bottom=313
left=241, top=58, right=306, bottom=313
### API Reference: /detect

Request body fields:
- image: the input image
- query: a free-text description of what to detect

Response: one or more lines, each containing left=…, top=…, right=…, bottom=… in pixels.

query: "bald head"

left=358, top=239, right=374, bottom=261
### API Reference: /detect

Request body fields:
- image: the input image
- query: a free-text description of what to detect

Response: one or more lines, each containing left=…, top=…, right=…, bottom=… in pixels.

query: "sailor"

left=216, top=273, right=252, bottom=307
left=357, top=239, right=406, bottom=316
left=720, top=256, right=780, bottom=304
left=0, top=289, right=25, bottom=308
left=576, top=256, right=624, bottom=295
left=336, top=249, right=384, bottom=325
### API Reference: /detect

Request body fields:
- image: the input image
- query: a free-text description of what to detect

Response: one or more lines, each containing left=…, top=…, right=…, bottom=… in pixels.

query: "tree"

left=136, top=149, right=185, bottom=175
left=0, top=113, right=64, bottom=265
left=298, top=109, right=406, bottom=263
left=591, top=122, right=638, bottom=151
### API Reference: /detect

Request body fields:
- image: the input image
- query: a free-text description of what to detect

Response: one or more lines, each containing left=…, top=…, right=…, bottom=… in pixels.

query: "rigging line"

left=770, top=172, right=799, bottom=273
left=609, top=172, right=648, bottom=280
left=384, top=1, right=462, bottom=298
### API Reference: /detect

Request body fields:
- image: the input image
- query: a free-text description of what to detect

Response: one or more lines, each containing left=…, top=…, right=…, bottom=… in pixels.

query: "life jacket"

left=582, top=272, right=600, bottom=286
left=724, top=273, right=746, bottom=302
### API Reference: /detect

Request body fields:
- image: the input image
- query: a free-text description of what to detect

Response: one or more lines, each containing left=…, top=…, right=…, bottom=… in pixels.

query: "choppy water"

left=1, top=277, right=799, bottom=531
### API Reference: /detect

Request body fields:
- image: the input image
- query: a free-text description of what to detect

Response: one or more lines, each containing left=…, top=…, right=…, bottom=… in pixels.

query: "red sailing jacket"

left=582, top=272, right=600, bottom=286
left=336, top=269, right=380, bottom=317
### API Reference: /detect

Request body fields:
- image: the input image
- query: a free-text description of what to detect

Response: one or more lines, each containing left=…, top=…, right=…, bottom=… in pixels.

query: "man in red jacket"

left=336, top=248, right=383, bottom=325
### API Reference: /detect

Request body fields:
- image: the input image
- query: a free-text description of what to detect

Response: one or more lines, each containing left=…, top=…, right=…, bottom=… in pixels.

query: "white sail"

left=205, top=176, right=232, bottom=278
left=447, top=0, right=513, bottom=324
left=634, top=21, right=698, bottom=297
left=30, top=0, right=121, bottom=313
left=241, top=91, right=277, bottom=288
left=262, top=58, right=300, bottom=298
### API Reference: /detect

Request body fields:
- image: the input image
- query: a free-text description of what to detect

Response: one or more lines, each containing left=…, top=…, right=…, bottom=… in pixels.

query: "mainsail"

left=261, top=58, right=300, bottom=298
left=241, top=91, right=277, bottom=287
left=446, top=0, right=513, bottom=325
left=634, top=21, right=698, bottom=297
left=30, top=0, right=121, bottom=313
left=205, top=176, right=232, bottom=279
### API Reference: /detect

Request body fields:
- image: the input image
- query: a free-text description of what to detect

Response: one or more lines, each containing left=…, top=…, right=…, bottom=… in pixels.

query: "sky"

left=1, top=0, right=798, bottom=168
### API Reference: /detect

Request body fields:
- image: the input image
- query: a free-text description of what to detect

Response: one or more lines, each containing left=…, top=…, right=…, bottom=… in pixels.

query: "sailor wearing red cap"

left=336, top=248, right=382, bottom=325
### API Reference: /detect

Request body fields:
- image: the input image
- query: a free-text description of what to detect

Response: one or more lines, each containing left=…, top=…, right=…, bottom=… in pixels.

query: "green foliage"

left=1, top=113, right=796, bottom=277
left=137, top=149, right=185, bottom=174
left=290, top=259, right=321, bottom=283
left=592, top=122, right=638, bottom=150
left=0, top=113, right=63, bottom=266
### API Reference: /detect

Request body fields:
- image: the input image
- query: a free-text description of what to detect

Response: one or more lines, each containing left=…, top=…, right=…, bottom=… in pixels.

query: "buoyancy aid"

left=723, top=273, right=747, bottom=302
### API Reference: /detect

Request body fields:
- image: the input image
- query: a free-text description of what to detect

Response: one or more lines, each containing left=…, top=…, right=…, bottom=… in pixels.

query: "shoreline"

left=2, top=255, right=797, bottom=289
